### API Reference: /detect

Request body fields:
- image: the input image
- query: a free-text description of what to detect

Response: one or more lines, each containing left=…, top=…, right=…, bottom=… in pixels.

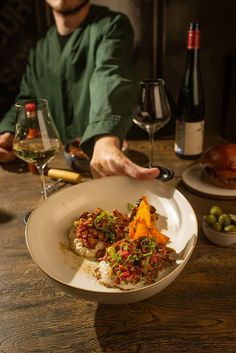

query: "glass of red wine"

left=133, top=79, right=174, bottom=181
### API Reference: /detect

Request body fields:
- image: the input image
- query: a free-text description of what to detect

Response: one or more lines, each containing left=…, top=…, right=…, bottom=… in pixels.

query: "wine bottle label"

left=175, top=120, right=204, bottom=156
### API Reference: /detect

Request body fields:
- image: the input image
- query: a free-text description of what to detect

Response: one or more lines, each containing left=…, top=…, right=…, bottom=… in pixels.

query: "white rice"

left=96, top=260, right=145, bottom=290
left=69, top=227, right=105, bottom=259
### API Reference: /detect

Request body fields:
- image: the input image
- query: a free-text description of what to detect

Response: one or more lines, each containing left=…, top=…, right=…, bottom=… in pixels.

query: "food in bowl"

left=68, top=208, right=130, bottom=260
left=96, top=236, right=175, bottom=290
left=203, top=205, right=236, bottom=232
left=202, top=143, right=236, bottom=189
left=66, top=139, right=89, bottom=160
left=64, top=139, right=90, bottom=172
left=25, top=176, right=198, bottom=304
left=69, top=195, right=177, bottom=290
left=202, top=205, right=236, bottom=246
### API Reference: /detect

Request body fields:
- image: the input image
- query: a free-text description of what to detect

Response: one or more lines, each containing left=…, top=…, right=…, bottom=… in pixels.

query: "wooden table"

left=1, top=134, right=235, bottom=353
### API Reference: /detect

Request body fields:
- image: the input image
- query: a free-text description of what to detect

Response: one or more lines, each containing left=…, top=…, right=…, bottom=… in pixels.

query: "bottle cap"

left=188, top=22, right=201, bottom=49
left=25, top=102, right=36, bottom=112
left=189, top=23, right=200, bottom=31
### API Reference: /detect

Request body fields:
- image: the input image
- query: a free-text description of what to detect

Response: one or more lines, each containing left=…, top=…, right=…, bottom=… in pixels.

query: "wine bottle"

left=174, top=23, right=205, bottom=159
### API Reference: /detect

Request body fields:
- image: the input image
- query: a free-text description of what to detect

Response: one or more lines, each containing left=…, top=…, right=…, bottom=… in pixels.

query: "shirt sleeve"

left=80, top=13, right=139, bottom=155
left=0, top=49, right=36, bottom=134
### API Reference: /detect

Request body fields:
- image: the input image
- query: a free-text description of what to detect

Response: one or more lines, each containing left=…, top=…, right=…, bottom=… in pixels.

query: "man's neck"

left=53, top=3, right=90, bottom=35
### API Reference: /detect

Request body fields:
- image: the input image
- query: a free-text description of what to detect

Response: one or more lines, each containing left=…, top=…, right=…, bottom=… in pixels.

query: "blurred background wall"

left=0, top=0, right=235, bottom=141
left=0, top=0, right=49, bottom=118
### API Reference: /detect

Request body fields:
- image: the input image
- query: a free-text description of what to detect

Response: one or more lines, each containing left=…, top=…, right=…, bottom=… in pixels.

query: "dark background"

left=0, top=0, right=235, bottom=142
left=0, top=0, right=48, bottom=117
left=164, top=0, right=236, bottom=142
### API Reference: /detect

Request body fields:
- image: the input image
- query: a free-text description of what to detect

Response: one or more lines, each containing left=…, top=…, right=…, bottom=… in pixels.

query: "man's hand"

left=0, top=132, right=15, bottom=163
left=90, top=135, right=160, bottom=180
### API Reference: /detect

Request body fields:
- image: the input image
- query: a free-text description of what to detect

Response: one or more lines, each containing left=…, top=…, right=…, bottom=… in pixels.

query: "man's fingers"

left=90, top=160, right=113, bottom=178
left=121, top=157, right=160, bottom=180
left=0, top=148, right=15, bottom=163
left=91, top=153, right=160, bottom=180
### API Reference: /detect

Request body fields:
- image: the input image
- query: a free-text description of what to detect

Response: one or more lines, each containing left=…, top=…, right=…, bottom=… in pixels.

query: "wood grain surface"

left=0, top=134, right=235, bottom=353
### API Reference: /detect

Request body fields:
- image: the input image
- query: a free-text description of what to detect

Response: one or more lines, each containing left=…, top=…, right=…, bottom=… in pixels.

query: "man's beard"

left=57, top=0, right=89, bottom=16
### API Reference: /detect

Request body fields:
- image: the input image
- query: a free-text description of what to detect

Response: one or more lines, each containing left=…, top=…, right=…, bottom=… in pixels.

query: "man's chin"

left=57, top=0, right=89, bottom=16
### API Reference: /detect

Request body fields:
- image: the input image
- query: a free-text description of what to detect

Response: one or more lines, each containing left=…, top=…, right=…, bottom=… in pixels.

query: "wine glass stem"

left=37, top=165, right=47, bottom=200
left=148, top=131, right=155, bottom=168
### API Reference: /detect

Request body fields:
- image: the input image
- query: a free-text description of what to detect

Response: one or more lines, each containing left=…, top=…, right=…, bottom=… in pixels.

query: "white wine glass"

left=13, top=99, right=61, bottom=207
left=133, top=79, right=174, bottom=181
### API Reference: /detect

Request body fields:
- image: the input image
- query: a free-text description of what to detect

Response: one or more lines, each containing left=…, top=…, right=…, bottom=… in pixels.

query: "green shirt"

left=0, top=5, right=139, bottom=156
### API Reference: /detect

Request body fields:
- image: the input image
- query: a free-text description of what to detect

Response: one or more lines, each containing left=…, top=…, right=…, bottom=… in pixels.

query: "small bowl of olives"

left=202, top=206, right=236, bottom=247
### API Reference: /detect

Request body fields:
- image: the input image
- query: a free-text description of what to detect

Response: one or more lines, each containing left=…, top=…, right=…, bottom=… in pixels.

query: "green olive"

left=218, top=213, right=231, bottom=226
left=229, top=214, right=236, bottom=225
left=210, top=206, right=222, bottom=217
left=212, top=222, right=222, bottom=232
left=224, top=224, right=236, bottom=233
left=204, top=214, right=217, bottom=226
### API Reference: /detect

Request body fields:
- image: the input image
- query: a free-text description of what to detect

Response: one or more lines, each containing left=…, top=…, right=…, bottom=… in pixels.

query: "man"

left=0, top=0, right=159, bottom=179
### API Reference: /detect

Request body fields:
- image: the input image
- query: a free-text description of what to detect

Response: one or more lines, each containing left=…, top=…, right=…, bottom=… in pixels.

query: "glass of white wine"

left=13, top=99, right=62, bottom=202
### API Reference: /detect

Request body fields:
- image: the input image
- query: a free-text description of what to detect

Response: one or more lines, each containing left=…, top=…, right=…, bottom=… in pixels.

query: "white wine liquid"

left=13, top=138, right=61, bottom=166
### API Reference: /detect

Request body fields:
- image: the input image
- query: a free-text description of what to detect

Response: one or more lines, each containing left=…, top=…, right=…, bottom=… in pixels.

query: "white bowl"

left=202, top=221, right=236, bottom=247
left=25, top=176, right=198, bottom=304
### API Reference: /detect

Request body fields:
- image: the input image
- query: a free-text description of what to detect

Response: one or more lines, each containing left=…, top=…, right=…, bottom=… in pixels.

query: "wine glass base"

left=155, top=165, right=174, bottom=182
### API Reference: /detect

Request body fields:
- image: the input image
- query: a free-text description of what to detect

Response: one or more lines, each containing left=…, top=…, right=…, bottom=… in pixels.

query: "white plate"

left=25, top=176, right=198, bottom=304
left=182, top=163, right=236, bottom=199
